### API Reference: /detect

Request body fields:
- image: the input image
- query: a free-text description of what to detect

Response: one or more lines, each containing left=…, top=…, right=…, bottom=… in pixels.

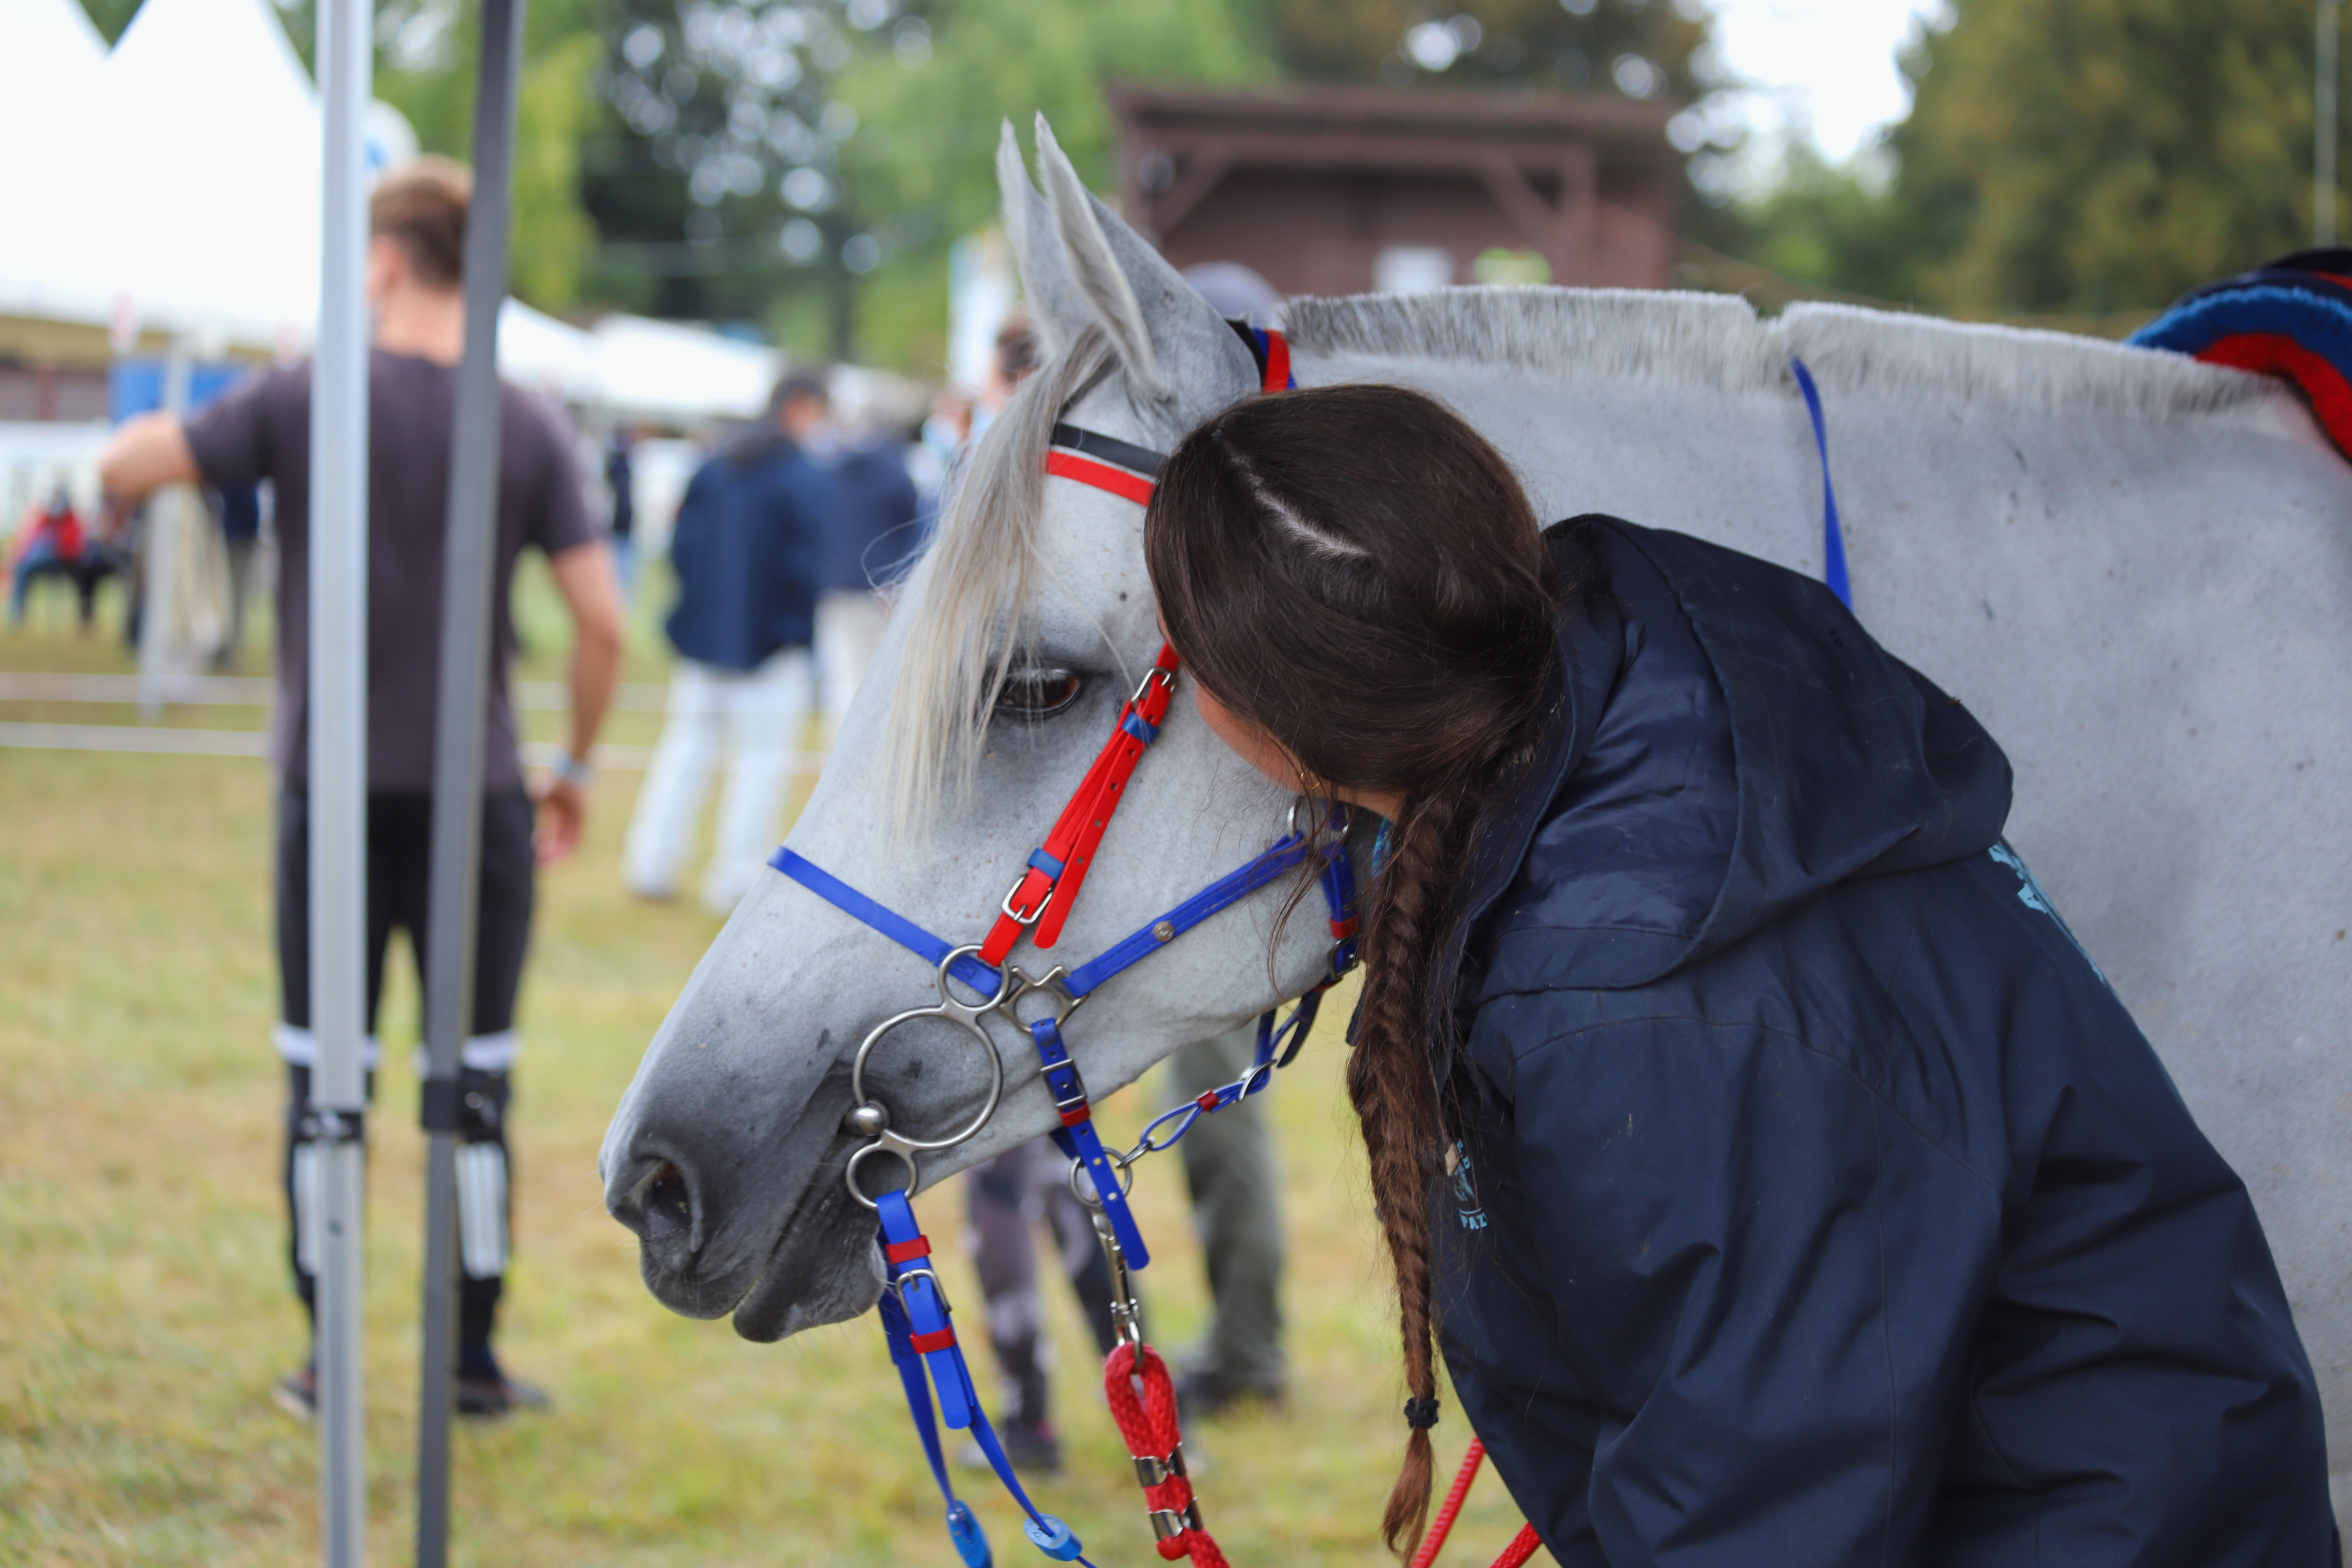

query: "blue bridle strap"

left=769, top=849, right=1004, bottom=999
left=1789, top=355, right=1853, bottom=609
left=876, top=1189, right=1095, bottom=1564
left=770, top=827, right=1334, bottom=1006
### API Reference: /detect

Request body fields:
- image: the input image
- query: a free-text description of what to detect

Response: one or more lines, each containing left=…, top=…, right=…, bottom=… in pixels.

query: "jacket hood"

left=1458, top=518, right=2012, bottom=998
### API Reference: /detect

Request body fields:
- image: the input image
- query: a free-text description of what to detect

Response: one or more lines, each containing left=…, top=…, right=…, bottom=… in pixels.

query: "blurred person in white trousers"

left=624, top=373, right=834, bottom=913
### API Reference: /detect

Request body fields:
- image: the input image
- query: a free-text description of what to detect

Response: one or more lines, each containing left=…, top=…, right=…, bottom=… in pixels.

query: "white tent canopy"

left=0, top=0, right=113, bottom=325
left=0, top=0, right=898, bottom=426
left=583, top=313, right=781, bottom=424
left=0, top=0, right=322, bottom=343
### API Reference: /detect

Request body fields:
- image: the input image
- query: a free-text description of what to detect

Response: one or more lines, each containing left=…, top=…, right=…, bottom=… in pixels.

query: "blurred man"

left=623, top=372, right=831, bottom=913
left=99, top=156, right=624, bottom=1419
left=812, top=419, right=919, bottom=736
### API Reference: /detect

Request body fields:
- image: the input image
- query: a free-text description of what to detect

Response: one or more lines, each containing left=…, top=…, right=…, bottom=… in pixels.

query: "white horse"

left=605, top=117, right=2352, bottom=1521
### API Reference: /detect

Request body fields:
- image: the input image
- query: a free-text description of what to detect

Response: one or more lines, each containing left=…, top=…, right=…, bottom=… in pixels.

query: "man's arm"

left=98, top=413, right=201, bottom=504
left=533, top=537, right=625, bottom=864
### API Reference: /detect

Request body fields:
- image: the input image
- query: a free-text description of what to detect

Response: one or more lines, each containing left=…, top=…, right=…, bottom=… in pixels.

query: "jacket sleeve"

left=1458, top=1013, right=2002, bottom=1567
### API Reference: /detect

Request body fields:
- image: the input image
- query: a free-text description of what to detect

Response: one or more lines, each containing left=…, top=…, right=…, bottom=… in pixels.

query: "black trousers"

left=274, top=789, right=535, bottom=1369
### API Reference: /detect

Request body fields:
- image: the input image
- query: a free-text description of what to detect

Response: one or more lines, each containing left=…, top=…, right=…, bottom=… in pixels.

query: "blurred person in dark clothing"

left=210, top=479, right=263, bottom=669
left=623, top=373, right=833, bottom=913
left=812, top=424, right=919, bottom=738
left=604, top=425, right=637, bottom=603
left=99, top=156, right=625, bottom=1421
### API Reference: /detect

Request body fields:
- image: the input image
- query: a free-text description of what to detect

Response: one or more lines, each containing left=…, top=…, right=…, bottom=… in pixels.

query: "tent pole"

left=311, top=0, right=372, bottom=1558
left=415, top=0, right=525, bottom=1560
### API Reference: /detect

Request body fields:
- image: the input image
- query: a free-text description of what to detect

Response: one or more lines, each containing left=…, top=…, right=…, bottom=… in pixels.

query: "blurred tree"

left=1263, top=0, right=1707, bottom=103
left=1885, top=0, right=2324, bottom=314
left=1733, top=144, right=1923, bottom=305
left=831, top=0, right=1273, bottom=369
left=366, top=0, right=609, bottom=311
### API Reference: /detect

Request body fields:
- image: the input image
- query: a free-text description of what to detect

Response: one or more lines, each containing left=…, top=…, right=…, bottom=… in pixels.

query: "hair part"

left=1145, top=384, right=1570, bottom=1558
left=369, top=156, right=471, bottom=291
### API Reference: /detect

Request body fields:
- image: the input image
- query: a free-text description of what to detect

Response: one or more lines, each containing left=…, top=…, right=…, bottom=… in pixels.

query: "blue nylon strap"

left=1032, top=1018, right=1151, bottom=1269
left=1025, top=847, right=1066, bottom=879
left=1062, top=832, right=1315, bottom=997
left=876, top=1192, right=974, bottom=1429
left=875, top=1210, right=996, bottom=1567
left=876, top=1197, right=1095, bottom=1566
left=1788, top=356, right=1853, bottom=609
left=770, top=849, right=1003, bottom=999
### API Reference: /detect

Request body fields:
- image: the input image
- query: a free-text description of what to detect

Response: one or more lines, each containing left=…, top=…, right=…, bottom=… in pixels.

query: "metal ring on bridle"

left=1068, top=1145, right=1136, bottom=1210
left=846, top=943, right=1010, bottom=1155
left=844, top=1139, right=921, bottom=1210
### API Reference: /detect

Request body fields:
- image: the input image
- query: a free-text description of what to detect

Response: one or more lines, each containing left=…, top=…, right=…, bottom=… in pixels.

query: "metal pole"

left=2321, top=0, right=2341, bottom=246
left=415, top=0, right=525, bottom=1560
left=311, top=0, right=372, bottom=1556
left=136, top=339, right=193, bottom=718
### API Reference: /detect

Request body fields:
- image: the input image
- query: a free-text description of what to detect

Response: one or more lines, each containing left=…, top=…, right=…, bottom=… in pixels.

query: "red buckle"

left=885, top=1237, right=931, bottom=1265
left=909, top=1327, right=956, bottom=1354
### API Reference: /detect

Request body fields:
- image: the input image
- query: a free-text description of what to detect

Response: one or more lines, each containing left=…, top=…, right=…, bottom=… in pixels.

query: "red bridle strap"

left=993, top=329, right=1297, bottom=968
left=1043, top=449, right=1156, bottom=507
left=1259, top=328, right=1291, bottom=394
left=979, top=644, right=1182, bottom=965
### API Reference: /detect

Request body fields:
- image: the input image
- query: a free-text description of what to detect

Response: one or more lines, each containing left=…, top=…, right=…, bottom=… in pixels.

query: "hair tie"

left=1403, top=1396, right=1440, bottom=1429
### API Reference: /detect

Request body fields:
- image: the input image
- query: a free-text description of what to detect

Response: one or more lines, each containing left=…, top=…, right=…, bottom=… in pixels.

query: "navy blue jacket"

left=664, top=429, right=832, bottom=671
left=1435, top=518, right=2334, bottom=1566
left=818, top=437, right=921, bottom=592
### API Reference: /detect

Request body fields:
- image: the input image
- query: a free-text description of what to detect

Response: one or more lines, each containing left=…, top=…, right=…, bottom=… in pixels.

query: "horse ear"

left=997, top=120, right=1089, bottom=357
left=1031, top=113, right=1256, bottom=416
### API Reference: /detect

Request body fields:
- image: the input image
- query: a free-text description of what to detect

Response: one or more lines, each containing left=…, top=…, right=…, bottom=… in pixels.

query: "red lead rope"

left=1409, top=1439, right=1544, bottom=1568
left=1104, top=1342, right=1230, bottom=1567
left=977, top=643, right=1183, bottom=967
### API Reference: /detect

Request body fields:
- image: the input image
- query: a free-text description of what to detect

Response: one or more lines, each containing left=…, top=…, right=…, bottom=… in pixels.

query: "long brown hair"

left=1144, top=384, right=1564, bottom=1556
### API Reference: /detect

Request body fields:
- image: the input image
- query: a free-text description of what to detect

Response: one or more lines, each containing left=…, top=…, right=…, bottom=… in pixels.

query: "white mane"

left=1282, top=286, right=2280, bottom=423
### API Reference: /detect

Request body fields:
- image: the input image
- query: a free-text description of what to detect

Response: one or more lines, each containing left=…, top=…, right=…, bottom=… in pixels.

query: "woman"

left=1142, top=385, right=2334, bottom=1565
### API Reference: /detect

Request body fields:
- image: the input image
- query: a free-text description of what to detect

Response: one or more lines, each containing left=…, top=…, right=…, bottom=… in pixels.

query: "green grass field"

left=0, top=566, right=1547, bottom=1566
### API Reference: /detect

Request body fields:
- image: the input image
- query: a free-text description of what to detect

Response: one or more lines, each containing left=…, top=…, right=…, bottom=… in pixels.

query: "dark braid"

left=1144, top=383, right=1569, bottom=1560
left=1350, top=779, right=1484, bottom=1554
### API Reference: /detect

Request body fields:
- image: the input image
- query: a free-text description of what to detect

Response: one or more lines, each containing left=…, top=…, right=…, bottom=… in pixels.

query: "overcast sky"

left=1704, top=0, right=1951, bottom=166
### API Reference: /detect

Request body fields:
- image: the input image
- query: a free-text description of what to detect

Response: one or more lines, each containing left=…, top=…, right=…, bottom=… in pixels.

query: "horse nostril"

left=645, top=1161, right=693, bottom=1246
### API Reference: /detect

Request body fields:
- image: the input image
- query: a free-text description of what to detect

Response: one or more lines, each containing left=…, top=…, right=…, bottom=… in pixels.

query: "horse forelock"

left=1284, top=287, right=2282, bottom=424
left=884, top=325, right=1116, bottom=837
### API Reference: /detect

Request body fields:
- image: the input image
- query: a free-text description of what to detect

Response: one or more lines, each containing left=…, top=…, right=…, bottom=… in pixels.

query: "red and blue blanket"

left=2132, top=248, right=2352, bottom=456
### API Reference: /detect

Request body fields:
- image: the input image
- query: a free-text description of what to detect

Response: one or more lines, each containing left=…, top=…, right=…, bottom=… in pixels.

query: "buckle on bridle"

left=999, top=879, right=1052, bottom=926
left=1130, top=663, right=1176, bottom=707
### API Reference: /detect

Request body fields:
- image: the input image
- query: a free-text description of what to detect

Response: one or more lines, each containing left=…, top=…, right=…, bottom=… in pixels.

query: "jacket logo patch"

left=1448, top=1140, right=1489, bottom=1231
left=1989, top=842, right=2110, bottom=988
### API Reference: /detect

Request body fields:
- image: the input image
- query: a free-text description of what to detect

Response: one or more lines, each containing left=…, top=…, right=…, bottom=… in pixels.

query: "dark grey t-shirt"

left=186, top=349, right=597, bottom=792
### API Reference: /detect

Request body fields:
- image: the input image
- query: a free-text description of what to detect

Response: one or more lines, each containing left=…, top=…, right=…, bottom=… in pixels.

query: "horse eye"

left=995, top=668, right=1084, bottom=720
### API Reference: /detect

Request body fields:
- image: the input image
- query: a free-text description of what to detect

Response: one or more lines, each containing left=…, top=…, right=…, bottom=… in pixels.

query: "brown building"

left=1111, top=83, right=1683, bottom=298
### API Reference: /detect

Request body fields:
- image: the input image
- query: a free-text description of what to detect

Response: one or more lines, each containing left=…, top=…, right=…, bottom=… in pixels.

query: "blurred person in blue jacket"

left=812, top=420, right=919, bottom=738
left=624, top=372, right=834, bottom=913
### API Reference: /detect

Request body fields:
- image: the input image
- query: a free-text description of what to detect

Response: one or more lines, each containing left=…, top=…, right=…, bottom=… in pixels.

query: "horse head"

left=600, top=118, right=1351, bottom=1341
